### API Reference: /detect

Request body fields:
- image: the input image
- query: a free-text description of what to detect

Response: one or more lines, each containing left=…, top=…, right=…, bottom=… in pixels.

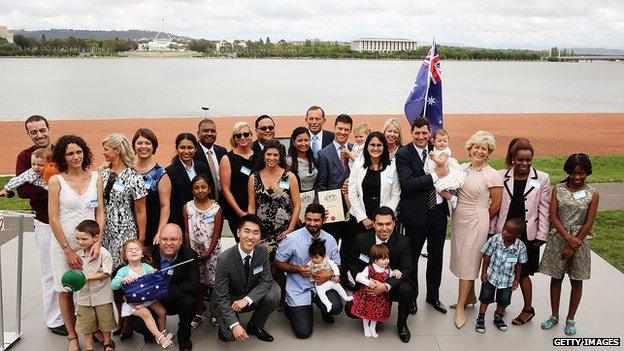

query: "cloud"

left=1, top=0, right=622, bottom=48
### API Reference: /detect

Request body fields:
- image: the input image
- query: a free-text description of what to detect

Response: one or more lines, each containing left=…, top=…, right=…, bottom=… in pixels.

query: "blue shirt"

left=160, top=253, right=178, bottom=281
left=275, top=227, right=340, bottom=307
left=481, top=234, right=527, bottom=288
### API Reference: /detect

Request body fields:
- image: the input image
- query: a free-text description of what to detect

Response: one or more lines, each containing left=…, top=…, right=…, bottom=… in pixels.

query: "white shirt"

left=333, top=140, right=347, bottom=160
left=412, top=143, right=442, bottom=204
left=182, top=158, right=197, bottom=181
left=230, top=244, right=255, bottom=330
left=199, top=143, right=220, bottom=182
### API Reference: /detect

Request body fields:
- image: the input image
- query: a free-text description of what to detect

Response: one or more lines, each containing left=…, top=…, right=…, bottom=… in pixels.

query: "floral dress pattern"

left=539, top=183, right=596, bottom=280
left=102, top=167, right=148, bottom=267
left=350, top=265, right=392, bottom=322
left=254, top=170, right=293, bottom=246
left=185, top=200, right=221, bottom=286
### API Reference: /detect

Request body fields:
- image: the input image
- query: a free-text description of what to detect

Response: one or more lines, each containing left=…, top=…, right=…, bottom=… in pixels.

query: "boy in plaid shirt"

left=476, top=218, right=527, bottom=334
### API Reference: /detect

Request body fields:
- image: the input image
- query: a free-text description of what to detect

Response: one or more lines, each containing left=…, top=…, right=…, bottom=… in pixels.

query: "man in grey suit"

left=212, top=214, right=279, bottom=342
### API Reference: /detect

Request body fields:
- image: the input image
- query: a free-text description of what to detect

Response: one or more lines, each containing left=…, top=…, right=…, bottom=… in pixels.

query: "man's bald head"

left=159, top=223, right=183, bottom=259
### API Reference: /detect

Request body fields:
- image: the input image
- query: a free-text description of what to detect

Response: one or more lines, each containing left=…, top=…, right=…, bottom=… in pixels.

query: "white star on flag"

left=427, top=96, right=436, bottom=105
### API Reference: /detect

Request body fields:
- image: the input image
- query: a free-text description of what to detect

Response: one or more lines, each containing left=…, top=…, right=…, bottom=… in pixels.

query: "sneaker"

left=191, top=314, right=206, bottom=329
left=493, top=313, right=508, bottom=331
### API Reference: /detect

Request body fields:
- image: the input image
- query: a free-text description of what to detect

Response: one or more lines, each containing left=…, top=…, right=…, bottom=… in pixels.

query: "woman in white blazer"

left=348, top=131, right=401, bottom=233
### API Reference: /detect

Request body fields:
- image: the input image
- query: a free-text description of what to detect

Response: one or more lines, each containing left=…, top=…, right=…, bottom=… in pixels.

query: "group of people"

left=4, top=107, right=599, bottom=350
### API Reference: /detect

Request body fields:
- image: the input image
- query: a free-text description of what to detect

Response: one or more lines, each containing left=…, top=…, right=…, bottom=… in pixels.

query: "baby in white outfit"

left=307, top=239, right=352, bottom=312
left=424, top=129, right=466, bottom=211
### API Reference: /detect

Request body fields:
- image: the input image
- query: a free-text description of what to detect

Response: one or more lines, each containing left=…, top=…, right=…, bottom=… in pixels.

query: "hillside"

left=13, top=28, right=192, bottom=41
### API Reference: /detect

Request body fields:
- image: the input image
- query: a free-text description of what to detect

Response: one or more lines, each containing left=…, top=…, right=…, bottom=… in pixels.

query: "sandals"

left=493, top=313, right=508, bottom=331
left=512, top=307, right=536, bottom=325
left=541, top=315, right=559, bottom=330
left=191, top=314, right=206, bottom=329
left=564, top=319, right=577, bottom=336
left=103, top=341, right=116, bottom=351
left=475, top=315, right=486, bottom=334
left=156, top=330, right=174, bottom=349
left=67, top=335, right=81, bottom=351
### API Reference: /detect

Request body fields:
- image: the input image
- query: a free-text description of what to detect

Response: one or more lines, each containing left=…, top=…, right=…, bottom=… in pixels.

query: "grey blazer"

left=212, top=244, right=273, bottom=327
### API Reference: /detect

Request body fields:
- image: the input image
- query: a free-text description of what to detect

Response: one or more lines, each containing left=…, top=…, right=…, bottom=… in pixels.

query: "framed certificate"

left=317, top=189, right=345, bottom=223
left=299, top=190, right=316, bottom=222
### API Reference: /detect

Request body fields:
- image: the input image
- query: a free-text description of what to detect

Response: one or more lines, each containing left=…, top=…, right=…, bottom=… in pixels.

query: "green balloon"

left=61, top=269, right=86, bottom=292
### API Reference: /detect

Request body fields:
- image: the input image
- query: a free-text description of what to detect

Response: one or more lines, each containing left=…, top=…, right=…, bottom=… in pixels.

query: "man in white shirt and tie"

left=305, top=106, right=334, bottom=157
left=195, top=118, right=227, bottom=200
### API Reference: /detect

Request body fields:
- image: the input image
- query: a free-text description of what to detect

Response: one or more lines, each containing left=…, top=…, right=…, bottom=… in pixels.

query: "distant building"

left=351, top=38, right=418, bottom=52
left=0, top=26, right=14, bottom=44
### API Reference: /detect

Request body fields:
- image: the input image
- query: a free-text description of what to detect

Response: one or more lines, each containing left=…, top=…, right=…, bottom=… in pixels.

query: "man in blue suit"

left=316, top=113, right=354, bottom=289
left=395, top=116, right=450, bottom=315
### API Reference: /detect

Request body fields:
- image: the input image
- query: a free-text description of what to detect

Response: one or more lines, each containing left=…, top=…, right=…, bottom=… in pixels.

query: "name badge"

left=252, top=265, right=263, bottom=275
left=88, top=199, right=98, bottom=208
left=167, top=269, right=174, bottom=276
left=506, top=255, right=518, bottom=264
left=385, top=175, right=394, bottom=184
left=359, top=253, right=370, bottom=263
left=278, top=180, right=290, bottom=190
left=240, top=166, right=251, bottom=176
left=462, top=167, right=470, bottom=175
left=529, top=179, right=541, bottom=188
left=572, top=190, right=587, bottom=200
left=112, top=179, right=125, bottom=192
left=203, top=213, right=215, bottom=222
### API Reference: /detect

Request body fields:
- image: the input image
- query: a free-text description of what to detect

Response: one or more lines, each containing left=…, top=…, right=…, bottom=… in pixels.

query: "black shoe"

left=321, top=312, right=335, bottom=324
left=246, top=324, right=274, bottom=342
left=49, top=324, right=69, bottom=336
left=408, top=302, right=418, bottom=315
left=426, top=299, right=448, bottom=314
left=217, top=329, right=229, bottom=342
left=398, top=325, right=411, bottom=343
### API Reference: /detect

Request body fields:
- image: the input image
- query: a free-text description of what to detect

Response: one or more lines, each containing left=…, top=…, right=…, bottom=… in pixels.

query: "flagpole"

left=422, top=40, right=435, bottom=118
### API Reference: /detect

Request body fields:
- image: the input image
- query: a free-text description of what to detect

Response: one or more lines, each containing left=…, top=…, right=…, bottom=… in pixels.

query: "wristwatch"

left=61, top=242, right=70, bottom=249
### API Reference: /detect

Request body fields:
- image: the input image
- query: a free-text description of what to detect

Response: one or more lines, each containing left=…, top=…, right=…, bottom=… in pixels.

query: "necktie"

left=312, top=135, right=319, bottom=156
left=244, top=255, right=251, bottom=278
left=423, top=149, right=437, bottom=209
left=206, top=149, right=220, bottom=200
left=339, top=144, right=348, bottom=169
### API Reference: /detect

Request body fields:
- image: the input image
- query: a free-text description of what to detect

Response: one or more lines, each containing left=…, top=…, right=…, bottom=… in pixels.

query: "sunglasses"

left=234, top=132, right=251, bottom=139
left=258, top=125, right=275, bottom=132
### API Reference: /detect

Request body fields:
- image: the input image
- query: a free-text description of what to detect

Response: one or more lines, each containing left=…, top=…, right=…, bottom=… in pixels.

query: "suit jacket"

left=490, top=167, right=551, bottom=241
left=212, top=244, right=273, bottom=327
left=165, top=157, right=213, bottom=228
left=194, top=143, right=227, bottom=166
left=312, top=129, right=335, bottom=149
left=349, top=232, right=413, bottom=292
left=316, top=142, right=353, bottom=191
left=150, top=245, right=200, bottom=301
left=395, top=143, right=447, bottom=227
left=347, top=158, right=401, bottom=223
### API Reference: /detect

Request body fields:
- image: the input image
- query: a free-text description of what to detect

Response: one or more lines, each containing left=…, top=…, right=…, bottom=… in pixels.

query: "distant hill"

left=569, top=47, right=624, bottom=55
left=14, top=29, right=192, bottom=41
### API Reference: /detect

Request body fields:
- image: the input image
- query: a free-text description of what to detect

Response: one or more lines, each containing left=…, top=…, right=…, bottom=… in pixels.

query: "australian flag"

left=404, top=41, right=443, bottom=134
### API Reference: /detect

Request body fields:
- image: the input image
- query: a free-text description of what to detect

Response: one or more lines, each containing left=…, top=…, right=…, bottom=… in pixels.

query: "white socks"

left=362, top=319, right=378, bottom=338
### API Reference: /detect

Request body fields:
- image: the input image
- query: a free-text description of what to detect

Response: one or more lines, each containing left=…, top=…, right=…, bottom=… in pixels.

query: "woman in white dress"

left=48, top=135, right=104, bottom=351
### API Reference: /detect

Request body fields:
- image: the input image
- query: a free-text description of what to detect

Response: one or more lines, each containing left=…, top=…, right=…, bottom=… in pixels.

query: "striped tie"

left=206, top=149, right=220, bottom=200
left=423, top=149, right=437, bottom=209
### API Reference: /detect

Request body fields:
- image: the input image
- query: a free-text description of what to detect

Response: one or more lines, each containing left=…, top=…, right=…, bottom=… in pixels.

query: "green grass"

left=0, top=177, right=31, bottom=211
left=591, top=210, right=624, bottom=273
left=460, top=154, right=624, bottom=184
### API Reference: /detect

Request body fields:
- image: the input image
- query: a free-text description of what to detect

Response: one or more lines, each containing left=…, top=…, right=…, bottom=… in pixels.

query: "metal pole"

left=0, top=240, right=4, bottom=349
left=16, top=215, right=24, bottom=336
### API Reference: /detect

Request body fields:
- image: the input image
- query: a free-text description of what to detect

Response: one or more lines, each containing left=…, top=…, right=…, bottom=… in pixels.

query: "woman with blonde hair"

left=219, top=122, right=255, bottom=241
left=382, top=117, right=403, bottom=158
left=101, top=133, right=148, bottom=267
left=449, top=130, right=503, bottom=329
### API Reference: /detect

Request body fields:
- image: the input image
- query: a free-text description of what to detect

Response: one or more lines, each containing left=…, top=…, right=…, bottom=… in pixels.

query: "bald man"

left=130, top=224, right=200, bottom=351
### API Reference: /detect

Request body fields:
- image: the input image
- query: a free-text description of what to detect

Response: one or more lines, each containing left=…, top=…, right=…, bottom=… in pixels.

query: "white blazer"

left=348, top=158, right=401, bottom=223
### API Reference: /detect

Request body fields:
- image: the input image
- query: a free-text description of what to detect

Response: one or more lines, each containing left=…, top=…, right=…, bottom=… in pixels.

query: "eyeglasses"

left=234, top=132, right=251, bottom=139
left=368, top=143, right=384, bottom=149
left=258, top=125, right=275, bottom=132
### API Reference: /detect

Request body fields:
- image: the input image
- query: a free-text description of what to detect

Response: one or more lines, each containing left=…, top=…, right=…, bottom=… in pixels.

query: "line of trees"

left=0, top=35, right=138, bottom=56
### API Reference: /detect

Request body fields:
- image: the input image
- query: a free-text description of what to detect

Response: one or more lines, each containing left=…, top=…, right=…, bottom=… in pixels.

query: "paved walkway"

left=592, top=183, right=624, bottom=210
left=2, top=235, right=623, bottom=351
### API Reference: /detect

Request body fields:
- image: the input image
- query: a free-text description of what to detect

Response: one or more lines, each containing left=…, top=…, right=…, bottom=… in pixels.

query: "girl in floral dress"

left=351, top=244, right=403, bottom=338
left=183, top=175, right=222, bottom=328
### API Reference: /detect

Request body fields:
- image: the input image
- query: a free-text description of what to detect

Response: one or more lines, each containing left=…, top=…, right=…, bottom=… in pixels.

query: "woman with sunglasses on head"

left=219, top=122, right=255, bottom=241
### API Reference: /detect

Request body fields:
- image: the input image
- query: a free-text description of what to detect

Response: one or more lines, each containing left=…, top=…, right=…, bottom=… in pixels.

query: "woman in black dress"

left=165, top=133, right=212, bottom=230
left=219, top=122, right=255, bottom=242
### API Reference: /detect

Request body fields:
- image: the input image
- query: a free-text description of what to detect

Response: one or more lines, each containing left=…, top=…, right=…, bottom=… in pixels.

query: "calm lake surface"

left=0, top=58, right=623, bottom=120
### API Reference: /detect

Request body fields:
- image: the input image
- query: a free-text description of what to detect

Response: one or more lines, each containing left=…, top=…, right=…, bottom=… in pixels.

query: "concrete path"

left=592, top=183, right=624, bottom=211
left=2, top=236, right=623, bottom=351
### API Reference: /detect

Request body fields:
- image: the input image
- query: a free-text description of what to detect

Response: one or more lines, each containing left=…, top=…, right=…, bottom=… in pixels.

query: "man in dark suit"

left=194, top=118, right=227, bottom=200
left=316, top=113, right=354, bottom=289
left=346, top=206, right=414, bottom=343
left=395, top=116, right=450, bottom=315
left=130, top=223, right=200, bottom=351
left=251, top=114, right=286, bottom=165
left=212, top=214, right=278, bottom=342
left=305, top=106, right=334, bottom=157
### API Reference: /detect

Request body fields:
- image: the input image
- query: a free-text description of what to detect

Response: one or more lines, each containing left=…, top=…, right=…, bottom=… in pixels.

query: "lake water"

left=0, top=58, right=623, bottom=121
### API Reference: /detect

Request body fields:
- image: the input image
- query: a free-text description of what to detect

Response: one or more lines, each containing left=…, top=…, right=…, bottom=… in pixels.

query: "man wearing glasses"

left=251, top=115, right=285, bottom=163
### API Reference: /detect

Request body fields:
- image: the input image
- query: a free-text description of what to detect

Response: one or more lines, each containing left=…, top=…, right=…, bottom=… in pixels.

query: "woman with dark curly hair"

left=48, top=135, right=104, bottom=351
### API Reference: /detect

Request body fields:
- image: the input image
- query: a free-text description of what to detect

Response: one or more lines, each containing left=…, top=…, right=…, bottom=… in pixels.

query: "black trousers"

left=323, top=217, right=358, bottom=277
left=216, top=285, right=280, bottom=341
left=345, top=280, right=414, bottom=327
left=130, top=295, right=194, bottom=349
left=285, top=290, right=344, bottom=339
left=403, top=202, right=448, bottom=302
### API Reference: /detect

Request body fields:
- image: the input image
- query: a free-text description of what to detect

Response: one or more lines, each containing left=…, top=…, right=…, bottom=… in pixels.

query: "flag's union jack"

left=424, top=45, right=442, bottom=84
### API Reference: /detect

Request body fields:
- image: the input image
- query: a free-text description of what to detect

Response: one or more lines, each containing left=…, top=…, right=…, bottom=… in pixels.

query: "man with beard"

left=275, top=204, right=342, bottom=339
left=194, top=118, right=227, bottom=200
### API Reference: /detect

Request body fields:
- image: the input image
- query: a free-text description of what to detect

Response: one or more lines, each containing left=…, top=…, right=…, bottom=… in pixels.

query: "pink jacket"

left=490, top=167, right=552, bottom=241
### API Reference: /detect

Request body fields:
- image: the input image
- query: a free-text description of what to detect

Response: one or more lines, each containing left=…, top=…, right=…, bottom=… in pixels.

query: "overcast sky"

left=2, top=0, right=623, bottom=49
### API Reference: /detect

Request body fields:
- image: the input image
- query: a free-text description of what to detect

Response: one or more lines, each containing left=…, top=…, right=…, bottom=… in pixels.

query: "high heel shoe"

left=454, top=317, right=466, bottom=329
left=449, top=298, right=478, bottom=309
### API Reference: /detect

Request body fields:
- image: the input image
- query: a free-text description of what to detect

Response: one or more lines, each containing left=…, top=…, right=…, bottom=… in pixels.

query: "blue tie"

left=312, top=135, right=319, bottom=156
